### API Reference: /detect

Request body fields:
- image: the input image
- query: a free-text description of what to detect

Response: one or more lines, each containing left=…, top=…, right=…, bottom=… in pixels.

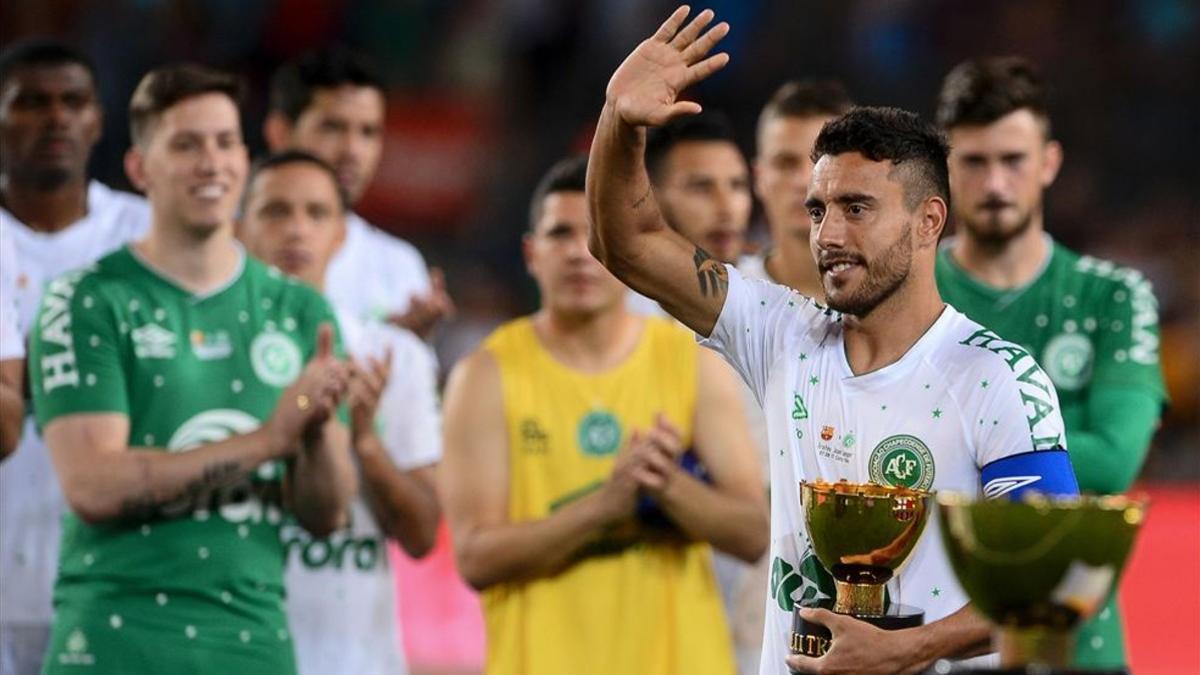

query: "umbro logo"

left=132, top=323, right=177, bottom=359
left=982, top=475, right=1041, bottom=499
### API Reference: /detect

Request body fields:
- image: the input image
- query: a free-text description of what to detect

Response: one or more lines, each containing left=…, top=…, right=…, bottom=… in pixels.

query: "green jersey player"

left=934, top=57, right=1167, bottom=670
left=29, top=64, right=357, bottom=673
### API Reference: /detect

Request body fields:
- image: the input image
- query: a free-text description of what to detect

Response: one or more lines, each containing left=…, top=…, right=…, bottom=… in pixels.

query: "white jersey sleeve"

left=698, top=264, right=830, bottom=405
left=0, top=224, right=22, bottom=360
left=956, top=327, right=1069, bottom=468
left=377, top=325, right=442, bottom=470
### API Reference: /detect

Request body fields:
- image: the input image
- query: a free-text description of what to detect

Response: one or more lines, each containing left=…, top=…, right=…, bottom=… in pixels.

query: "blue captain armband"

left=981, top=447, right=1080, bottom=500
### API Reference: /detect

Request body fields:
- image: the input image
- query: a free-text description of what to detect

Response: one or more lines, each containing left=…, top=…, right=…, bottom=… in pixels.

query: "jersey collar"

left=836, top=304, right=957, bottom=387
left=127, top=241, right=247, bottom=303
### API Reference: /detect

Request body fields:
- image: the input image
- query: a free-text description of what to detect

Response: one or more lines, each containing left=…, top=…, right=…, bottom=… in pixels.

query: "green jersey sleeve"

left=30, top=270, right=130, bottom=427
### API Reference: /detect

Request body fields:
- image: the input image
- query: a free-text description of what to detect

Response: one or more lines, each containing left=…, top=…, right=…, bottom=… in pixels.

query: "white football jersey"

left=284, top=308, right=441, bottom=675
left=324, top=213, right=431, bottom=324
left=0, top=181, right=149, bottom=626
left=0, top=223, right=21, bottom=360
left=698, top=266, right=1067, bottom=675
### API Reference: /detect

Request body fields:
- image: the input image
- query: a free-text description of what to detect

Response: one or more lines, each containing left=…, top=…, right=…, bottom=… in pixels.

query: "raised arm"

left=441, top=349, right=644, bottom=590
left=587, top=6, right=732, bottom=336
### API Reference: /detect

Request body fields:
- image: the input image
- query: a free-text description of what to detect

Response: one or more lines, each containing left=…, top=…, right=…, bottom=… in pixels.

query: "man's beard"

left=958, top=198, right=1037, bottom=246
left=3, top=162, right=76, bottom=191
left=824, top=223, right=913, bottom=318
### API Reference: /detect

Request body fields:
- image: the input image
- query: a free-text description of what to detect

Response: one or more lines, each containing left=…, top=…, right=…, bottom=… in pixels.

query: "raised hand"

left=386, top=267, right=456, bottom=340
left=267, top=323, right=349, bottom=453
left=605, top=6, right=731, bottom=128
left=347, top=347, right=392, bottom=443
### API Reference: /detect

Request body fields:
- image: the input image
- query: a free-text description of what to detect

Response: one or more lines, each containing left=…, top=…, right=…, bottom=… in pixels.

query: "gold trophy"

left=790, top=480, right=934, bottom=658
left=938, top=493, right=1146, bottom=672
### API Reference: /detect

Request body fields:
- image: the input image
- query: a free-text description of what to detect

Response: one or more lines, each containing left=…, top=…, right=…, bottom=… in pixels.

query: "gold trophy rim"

left=937, top=490, right=1147, bottom=521
left=802, top=478, right=936, bottom=501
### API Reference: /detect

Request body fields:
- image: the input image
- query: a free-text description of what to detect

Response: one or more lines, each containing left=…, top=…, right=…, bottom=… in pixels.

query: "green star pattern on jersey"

left=937, top=240, right=1167, bottom=668
left=30, top=246, right=343, bottom=674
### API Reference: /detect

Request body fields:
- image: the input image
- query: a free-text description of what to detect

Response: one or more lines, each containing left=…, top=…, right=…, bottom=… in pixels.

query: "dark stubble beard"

left=825, top=222, right=913, bottom=318
left=959, top=198, right=1037, bottom=247
left=3, top=163, right=75, bottom=192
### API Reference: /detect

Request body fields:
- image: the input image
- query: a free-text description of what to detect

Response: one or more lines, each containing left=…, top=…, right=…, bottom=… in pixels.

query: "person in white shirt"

left=263, top=47, right=453, bottom=338
left=0, top=39, right=150, bottom=674
left=0, top=225, right=22, bottom=460
left=586, top=8, right=1080, bottom=674
left=744, top=80, right=853, bottom=299
left=238, top=150, right=442, bottom=675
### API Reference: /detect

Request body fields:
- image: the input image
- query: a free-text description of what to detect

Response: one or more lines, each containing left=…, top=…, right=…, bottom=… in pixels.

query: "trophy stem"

left=997, top=626, right=1074, bottom=668
left=832, top=578, right=886, bottom=616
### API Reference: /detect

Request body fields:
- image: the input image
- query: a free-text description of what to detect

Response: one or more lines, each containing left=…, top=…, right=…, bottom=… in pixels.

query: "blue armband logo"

left=981, top=448, right=1079, bottom=500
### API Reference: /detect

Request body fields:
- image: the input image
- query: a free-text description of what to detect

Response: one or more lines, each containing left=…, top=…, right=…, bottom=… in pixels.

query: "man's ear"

left=521, top=233, right=537, bottom=277
left=1040, top=140, right=1063, bottom=189
left=124, top=146, right=148, bottom=194
left=916, top=196, right=948, bottom=249
left=263, top=112, right=293, bottom=153
left=751, top=156, right=766, bottom=201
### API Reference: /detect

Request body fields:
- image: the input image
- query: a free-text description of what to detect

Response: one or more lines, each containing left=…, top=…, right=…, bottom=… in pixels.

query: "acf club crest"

left=577, top=409, right=622, bottom=457
left=1042, top=333, right=1094, bottom=392
left=250, top=331, right=302, bottom=387
left=869, top=434, right=935, bottom=490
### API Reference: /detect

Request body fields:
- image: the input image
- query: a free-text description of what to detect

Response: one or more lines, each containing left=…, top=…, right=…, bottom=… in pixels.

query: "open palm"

left=606, top=6, right=731, bottom=127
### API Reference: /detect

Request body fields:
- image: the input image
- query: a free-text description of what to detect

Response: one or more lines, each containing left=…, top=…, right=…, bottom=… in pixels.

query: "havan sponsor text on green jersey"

left=30, top=245, right=341, bottom=674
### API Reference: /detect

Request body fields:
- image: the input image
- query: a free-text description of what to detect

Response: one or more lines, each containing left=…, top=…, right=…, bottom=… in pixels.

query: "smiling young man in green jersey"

left=29, top=64, right=357, bottom=673
left=934, top=57, right=1167, bottom=671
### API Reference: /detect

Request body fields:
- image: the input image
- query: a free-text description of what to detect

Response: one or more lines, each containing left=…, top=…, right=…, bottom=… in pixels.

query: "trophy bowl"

left=937, top=492, right=1147, bottom=669
left=790, top=480, right=934, bottom=657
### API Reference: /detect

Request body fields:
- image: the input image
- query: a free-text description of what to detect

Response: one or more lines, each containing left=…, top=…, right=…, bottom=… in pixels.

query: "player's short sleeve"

left=971, top=350, right=1068, bottom=469
left=698, top=264, right=828, bottom=404
left=30, top=272, right=130, bottom=426
left=378, top=327, right=441, bottom=470
left=390, top=235, right=432, bottom=295
left=1089, top=267, right=1166, bottom=398
left=0, top=227, right=22, bottom=360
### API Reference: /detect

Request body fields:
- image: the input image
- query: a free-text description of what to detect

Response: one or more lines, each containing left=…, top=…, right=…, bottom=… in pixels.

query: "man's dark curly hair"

left=644, top=111, right=742, bottom=183
left=936, top=56, right=1050, bottom=137
left=811, top=106, right=950, bottom=210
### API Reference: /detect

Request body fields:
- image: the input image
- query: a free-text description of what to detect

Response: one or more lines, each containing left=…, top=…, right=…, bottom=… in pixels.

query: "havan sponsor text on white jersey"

left=698, top=266, right=1067, bottom=675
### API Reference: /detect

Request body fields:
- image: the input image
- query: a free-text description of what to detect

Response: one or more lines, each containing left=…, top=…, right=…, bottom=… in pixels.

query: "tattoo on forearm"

left=118, top=459, right=244, bottom=521
left=693, top=247, right=729, bottom=297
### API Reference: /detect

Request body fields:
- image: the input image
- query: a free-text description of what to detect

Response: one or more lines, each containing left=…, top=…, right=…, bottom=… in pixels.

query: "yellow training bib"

left=481, top=315, right=735, bottom=675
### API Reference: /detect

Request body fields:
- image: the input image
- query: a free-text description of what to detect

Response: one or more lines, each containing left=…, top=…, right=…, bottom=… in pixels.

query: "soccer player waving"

left=587, top=7, right=1080, bottom=674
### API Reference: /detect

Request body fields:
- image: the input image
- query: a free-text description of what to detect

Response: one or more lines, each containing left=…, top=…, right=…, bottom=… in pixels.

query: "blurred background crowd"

left=2, top=2, right=1195, bottom=479
left=1, top=1, right=1197, bottom=674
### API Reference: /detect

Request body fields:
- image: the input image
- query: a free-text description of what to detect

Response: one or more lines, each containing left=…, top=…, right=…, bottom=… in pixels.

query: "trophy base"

left=789, top=598, right=924, bottom=659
